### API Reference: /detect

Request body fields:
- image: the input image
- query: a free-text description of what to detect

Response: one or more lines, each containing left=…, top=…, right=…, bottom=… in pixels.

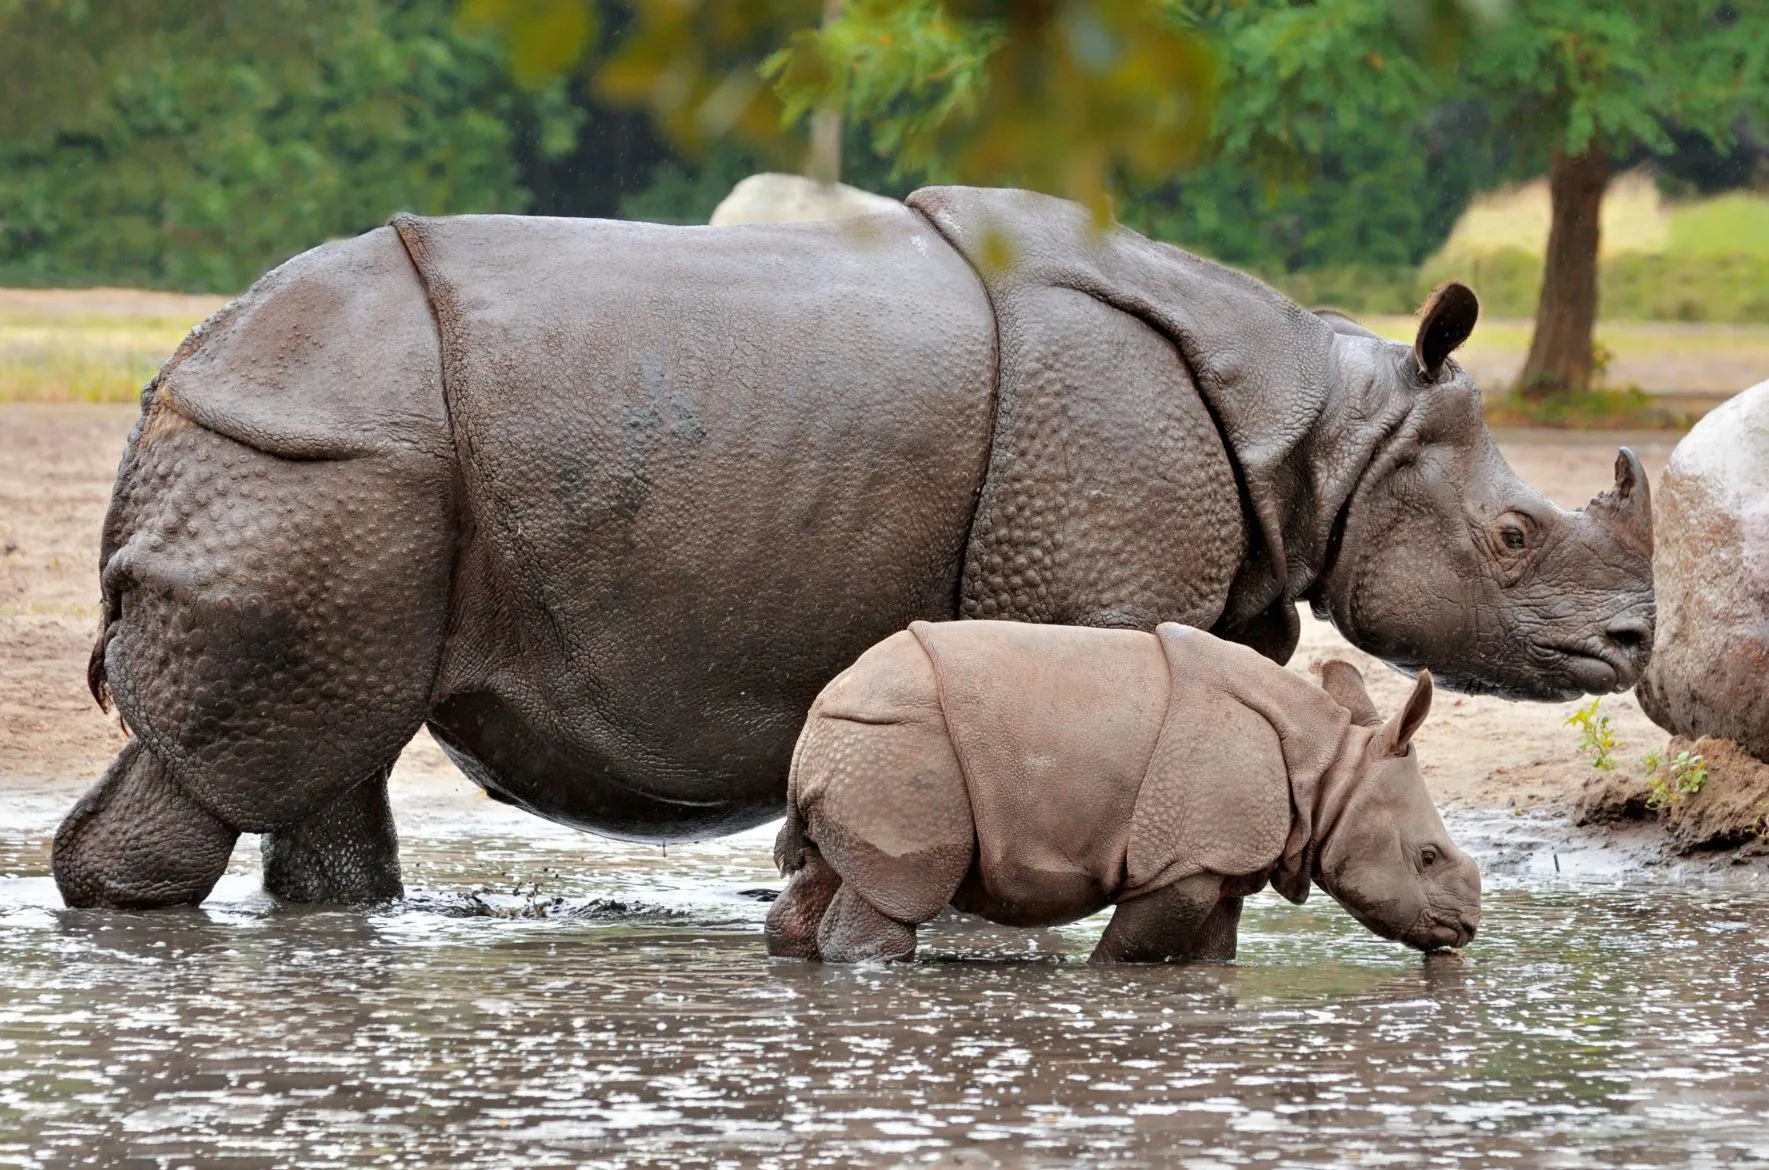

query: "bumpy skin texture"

left=395, top=209, right=995, bottom=840
left=66, top=186, right=1648, bottom=908
left=54, top=740, right=239, bottom=909
left=61, top=227, right=453, bottom=907
left=768, top=621, right=1481, bottom=963
left=1637, top=381, right=1769, bottom=763
left=914, top=190, right=1653, bottom=676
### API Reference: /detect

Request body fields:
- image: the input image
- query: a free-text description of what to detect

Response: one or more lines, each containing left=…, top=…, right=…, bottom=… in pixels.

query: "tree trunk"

left=1517, top=147, right=1609, bottom=399
left=805, top=0, right=844, bottom=184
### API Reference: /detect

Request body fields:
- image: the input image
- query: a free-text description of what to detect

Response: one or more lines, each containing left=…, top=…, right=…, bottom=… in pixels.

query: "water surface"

left=1, top=809, right=1765, bottom=1168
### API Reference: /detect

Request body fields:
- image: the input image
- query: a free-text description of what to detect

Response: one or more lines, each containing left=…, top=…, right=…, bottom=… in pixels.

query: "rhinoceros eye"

left=1420, top=846, right=1440, bottom=868
left=1501, top=528, right=1527, bottom=551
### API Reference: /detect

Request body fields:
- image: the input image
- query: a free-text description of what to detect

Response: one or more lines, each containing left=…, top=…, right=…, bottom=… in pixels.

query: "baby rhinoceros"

left=766, top=620, right=1480, bottom=964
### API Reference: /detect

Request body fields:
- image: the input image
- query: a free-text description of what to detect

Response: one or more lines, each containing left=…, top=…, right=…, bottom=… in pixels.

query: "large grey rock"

left=1638, top=381, right=1769, bottom=763
left=708, top=172, right=901, bottom=226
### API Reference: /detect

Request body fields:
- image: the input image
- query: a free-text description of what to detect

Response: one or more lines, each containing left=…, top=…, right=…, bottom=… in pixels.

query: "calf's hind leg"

left=765, top=847, right=842, bottom=959
left=262, top=766, right=403, bottom=904
left=54, top=740, right=239, bottom=909
left=817, top=885, right=919, bottom=962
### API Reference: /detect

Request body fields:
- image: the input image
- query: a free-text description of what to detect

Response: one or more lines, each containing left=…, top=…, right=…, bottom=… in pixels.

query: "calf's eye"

left=1501, top=528, right=1526, bottom=551
left=1421, top=847, right=1439, bottom=868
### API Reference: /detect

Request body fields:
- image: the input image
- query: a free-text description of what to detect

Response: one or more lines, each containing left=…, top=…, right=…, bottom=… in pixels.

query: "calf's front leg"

left=1090, top=873, right=1227, bottom=964
left=1189, top=896, right=1243, bottom=961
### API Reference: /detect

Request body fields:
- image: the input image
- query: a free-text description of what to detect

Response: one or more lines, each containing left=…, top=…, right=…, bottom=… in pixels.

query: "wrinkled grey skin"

left=56, top=186, right=1652, bottom=909
left=1309, top=304, right=1655, bottom=699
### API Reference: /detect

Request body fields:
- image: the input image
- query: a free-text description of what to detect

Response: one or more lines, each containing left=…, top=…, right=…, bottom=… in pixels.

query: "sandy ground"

left=0, top=403, right=1679, bottom=831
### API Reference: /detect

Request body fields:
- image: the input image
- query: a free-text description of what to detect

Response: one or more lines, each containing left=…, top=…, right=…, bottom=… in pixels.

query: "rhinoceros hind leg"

left=53, top=740, right=239, bottom=909
left=765, top=847, right=842, bottom=959
left=261, top=766, right=402, bottom=905
left=816, top=884, right=917, bottom=962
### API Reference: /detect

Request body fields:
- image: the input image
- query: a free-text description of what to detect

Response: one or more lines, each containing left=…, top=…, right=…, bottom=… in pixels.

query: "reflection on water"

left=1, top=819, right=1766, bottom=1168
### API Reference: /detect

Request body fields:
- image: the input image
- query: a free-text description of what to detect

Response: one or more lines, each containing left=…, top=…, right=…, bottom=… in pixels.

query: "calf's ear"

left=1413, top=283, right=1479, bottom=378
left=1313, top=659, right=1382, bottom=726
left=1383, top=669, right=1434, bottom=755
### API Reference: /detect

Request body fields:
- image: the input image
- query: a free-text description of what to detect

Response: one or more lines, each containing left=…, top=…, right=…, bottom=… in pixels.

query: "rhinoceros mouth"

left=1545, top=641, right=1635, bottom=695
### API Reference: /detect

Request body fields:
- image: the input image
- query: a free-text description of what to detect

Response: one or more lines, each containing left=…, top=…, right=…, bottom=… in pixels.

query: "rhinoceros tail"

left=773, top=801, right=807, bottom=877
left=773, top=709, right=820, bottom=875
left=87, top=593, right=115, bottom=714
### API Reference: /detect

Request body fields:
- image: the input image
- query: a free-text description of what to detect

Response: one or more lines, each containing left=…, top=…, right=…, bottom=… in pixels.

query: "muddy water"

left=1, top=808, right=1766, bottom=1168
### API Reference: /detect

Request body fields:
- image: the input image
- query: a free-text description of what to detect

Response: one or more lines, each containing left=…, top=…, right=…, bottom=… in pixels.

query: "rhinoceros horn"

left=1585, top=447, right=1654, bottom=556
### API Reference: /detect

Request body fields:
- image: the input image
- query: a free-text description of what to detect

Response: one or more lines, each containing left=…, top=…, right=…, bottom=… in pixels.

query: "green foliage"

left=616, top=141, right=766, bottom=225
left=5, top=0, right=1764, bottom=301
left=1567, top=698, right=1621, bottom=772
left=774, top=0, right=996, bottom=185
left=798, top=1, right=1219, bottom=216
left=0, top=0, right=579, bottom=292
left=1643, top=750, right=1709, bottom=812
left=0, top=1, right=354, bottom=140
left=1456, top=2, right=1766, bottom=166
left=1482, top=385, right=1696, bottom=431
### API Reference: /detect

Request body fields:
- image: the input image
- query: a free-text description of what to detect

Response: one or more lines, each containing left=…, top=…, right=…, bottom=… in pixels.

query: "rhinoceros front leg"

left=53, top=740, right=240, bottom=909
left=261, top=766, right=402, bottom=904
left=1189, top=896, right=1243, bottom=961
left=1090, top=873, right=1226, bottom=964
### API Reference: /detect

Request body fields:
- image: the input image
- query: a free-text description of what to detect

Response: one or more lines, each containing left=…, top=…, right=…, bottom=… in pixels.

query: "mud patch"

left=1576, top=734, right=1769, bottom=856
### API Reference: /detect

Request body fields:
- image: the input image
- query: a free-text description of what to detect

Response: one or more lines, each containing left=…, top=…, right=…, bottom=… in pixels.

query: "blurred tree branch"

left=462, top=0, right=1220, bottom=219
left=457, top=0, right=1512, bottom=220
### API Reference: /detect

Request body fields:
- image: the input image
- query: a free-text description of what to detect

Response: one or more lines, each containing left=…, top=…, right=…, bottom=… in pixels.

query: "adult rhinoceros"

left=56, top=186, right=1654, bottom=909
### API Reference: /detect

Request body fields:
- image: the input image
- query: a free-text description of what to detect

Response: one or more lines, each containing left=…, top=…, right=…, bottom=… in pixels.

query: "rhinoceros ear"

left=1313, top=659, right=1383, bottom=727
left=1413, top=283, right=1479, bottom=379
left=1382, top=669, right=1434, bottom=755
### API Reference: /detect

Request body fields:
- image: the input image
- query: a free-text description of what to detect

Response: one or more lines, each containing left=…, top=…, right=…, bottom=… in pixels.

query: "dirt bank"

left=0, top=404, right=1686, bottom=833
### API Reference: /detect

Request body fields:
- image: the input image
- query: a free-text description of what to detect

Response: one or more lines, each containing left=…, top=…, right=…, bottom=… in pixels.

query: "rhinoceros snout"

left=1603, top=613, right=1654, bottom=683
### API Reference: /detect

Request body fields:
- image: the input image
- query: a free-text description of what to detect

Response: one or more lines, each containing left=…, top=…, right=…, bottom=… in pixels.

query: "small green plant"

left=1567, top=698, right=1621, bottom=771
left=1643, top=749, right=1709, bottom=811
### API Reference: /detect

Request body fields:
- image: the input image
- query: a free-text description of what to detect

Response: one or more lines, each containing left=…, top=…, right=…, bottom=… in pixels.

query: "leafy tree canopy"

left=0, top=0, right=579, bottom=290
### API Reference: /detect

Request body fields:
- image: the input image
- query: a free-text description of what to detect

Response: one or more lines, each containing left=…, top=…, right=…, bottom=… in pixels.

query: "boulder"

left=1636, top=380, right=1769, bottom=764
left=708, top=172, right=901, bottom=227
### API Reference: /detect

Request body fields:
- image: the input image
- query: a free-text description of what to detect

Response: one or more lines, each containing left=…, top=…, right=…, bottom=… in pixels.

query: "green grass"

left=1664, top=194, right=1769, bottom=259
left=1286, top=182, right=1769, bottom=324
left=1479, top=385, right=1701, bottom=430
left=0, top=295, right=219, bottom=403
